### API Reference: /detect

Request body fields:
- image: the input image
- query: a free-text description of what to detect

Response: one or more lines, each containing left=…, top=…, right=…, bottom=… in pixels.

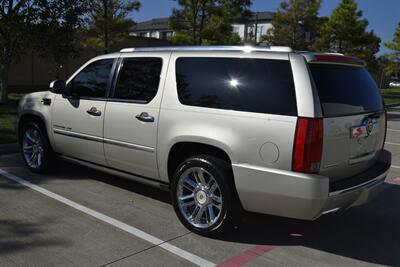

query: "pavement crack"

left=99, top=231, right=192, bottom=267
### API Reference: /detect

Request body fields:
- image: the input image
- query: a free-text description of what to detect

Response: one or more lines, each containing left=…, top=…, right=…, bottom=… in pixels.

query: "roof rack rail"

left=119, top=45, right=293, bottom=53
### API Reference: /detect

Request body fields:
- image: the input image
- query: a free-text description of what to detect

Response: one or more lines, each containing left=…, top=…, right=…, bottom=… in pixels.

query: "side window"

left=113, top=58, right=163, bottom=103
left=176, top=57, right=297, bottom=116
left=70, top=59, right=114, bottom=98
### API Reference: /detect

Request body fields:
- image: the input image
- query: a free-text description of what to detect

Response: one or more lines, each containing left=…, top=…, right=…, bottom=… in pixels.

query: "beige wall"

left=8, top=36, right=170, bottom=93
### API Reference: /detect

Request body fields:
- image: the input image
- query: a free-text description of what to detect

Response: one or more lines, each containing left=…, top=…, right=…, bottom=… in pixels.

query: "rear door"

left=309, top=63, right=385, bottom=182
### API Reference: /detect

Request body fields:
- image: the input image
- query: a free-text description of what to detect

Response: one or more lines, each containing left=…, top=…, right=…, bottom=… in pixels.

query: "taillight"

left=292, top=117, right=323, bottom=174
left=312, top=54, right=366, bottom=67
left=383, top=109, right=387, bottom=148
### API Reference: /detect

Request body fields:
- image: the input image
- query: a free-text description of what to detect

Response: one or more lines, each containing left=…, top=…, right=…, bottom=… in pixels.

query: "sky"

left=133, top=0, right=400, bottom=55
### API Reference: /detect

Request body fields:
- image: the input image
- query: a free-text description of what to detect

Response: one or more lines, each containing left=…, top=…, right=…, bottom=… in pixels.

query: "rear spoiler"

left=302, top=53, right=366, bottom=67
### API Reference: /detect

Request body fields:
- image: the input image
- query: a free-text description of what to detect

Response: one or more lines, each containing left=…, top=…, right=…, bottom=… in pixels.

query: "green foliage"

left=313, top=0, right=380, bottom=69
left=264, top=0, right=322, bottom=50
left=384, top=23, right=400, bottom=77
left=0, top=0, right=89, bottom=103
left=0, top=93, right=22, bottom=143
left=169, top=0, right=251, bottom=45
left=82, top=0, right=141, bottom=53
left=381, top=87, right=400, bottom=106
left=33, top=0, right=89, bottom=66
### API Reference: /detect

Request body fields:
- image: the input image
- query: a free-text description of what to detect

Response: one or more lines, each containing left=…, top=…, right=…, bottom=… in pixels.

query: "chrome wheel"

left=22, top=127, right=44, bottom=169
left=177, top=167, right=223, bottom=229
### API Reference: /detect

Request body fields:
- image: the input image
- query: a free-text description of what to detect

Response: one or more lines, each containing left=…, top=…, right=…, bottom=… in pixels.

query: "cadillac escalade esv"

left=17, top=46, right=391, bottom=235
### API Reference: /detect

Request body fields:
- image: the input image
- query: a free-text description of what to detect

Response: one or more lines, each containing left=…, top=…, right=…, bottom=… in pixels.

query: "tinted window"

left=70, top=59, right=114, bottom=98
left=176, top=57, right=297, bottom=116
left=114, top=58, right=162, bottom=103
left=310, top=64, right=383, bottom=117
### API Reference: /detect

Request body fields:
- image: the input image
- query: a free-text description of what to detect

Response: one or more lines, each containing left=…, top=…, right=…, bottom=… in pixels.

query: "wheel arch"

left=166, top=140, right=234, bottom=183
left=18, top=112, right=50, bottom=145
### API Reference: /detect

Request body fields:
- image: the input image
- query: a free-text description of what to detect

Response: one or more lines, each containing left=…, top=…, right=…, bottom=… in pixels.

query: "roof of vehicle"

left=119, top=45, right=293, bottom=53
left=116, top=46, right=366, bottom=67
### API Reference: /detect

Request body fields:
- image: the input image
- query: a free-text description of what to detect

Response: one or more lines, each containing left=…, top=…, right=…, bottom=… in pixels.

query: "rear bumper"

left=232, top=149, right=391, bottom=220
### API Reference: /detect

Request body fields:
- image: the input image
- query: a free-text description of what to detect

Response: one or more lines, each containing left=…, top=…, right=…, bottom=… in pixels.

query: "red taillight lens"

left=292, top=117, right=323, bottom=174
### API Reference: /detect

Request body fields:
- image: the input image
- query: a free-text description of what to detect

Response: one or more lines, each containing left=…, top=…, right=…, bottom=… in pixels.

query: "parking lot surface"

left=1, top=108, right=400, bottom=267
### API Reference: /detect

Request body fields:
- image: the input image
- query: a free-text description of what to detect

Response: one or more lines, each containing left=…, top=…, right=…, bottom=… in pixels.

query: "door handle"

left=87, top=107, right=102, bottom=116
left=136, top=112, right=154, bottom=122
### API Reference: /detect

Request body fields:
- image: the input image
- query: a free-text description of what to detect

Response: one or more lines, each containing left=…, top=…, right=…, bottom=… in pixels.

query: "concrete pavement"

left=0, top=110, right=400, bottom=266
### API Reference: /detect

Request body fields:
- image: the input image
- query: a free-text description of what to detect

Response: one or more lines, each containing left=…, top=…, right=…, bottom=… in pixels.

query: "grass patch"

left=381, top=88, right=400, bottom=107
left=0, top=93, right=23, bottom=144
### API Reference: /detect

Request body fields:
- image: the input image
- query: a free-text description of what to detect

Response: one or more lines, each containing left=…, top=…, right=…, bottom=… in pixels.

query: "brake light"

left=292, top=118, right=323, bottom=174
left=312, top=55, right=365, bottom=67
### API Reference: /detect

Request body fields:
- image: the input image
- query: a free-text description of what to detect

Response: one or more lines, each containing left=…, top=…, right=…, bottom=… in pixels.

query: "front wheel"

left=21, top=121, right=54, bottom=173
left=171, top=155, right=237, bottom=236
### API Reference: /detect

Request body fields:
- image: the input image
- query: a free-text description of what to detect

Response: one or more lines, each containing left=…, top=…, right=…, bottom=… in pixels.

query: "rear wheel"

left=171, top=155, right=236, bottom=236
left=21, top=121, right=54, bottom=173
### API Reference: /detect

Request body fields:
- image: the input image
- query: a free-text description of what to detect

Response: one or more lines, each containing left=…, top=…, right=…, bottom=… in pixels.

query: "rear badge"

left=350, top=117, right=376, bottom=139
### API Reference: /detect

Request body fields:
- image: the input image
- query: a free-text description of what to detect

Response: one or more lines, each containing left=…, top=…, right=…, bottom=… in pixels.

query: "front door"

left=104, top=55, right=168, bottom=179
left=52, top=58, right=115, bottom=165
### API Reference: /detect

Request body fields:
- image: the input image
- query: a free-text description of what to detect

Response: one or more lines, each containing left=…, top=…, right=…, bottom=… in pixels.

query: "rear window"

left=310, top=64, right=383, bottom=117
left=176, top=57, right=297, bottom=116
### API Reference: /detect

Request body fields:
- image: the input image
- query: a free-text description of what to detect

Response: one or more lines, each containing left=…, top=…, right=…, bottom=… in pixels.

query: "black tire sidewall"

left=171, top=155, right=234, bottom=236
left=21, top=121, right=52, bottom=173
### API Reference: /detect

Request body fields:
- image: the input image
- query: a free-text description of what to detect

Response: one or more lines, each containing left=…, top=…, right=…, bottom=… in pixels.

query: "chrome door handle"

left=87, top=107, right=102, bottom=116
left=136, top=112, right=154, bottom=122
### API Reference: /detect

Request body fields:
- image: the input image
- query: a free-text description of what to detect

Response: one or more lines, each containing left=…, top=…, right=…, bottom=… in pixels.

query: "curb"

left=0, top=143, right=20, bottom=155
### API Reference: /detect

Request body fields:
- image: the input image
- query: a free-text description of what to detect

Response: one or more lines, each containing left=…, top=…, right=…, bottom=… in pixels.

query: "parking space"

left=1, top=111, right=400, bottom=266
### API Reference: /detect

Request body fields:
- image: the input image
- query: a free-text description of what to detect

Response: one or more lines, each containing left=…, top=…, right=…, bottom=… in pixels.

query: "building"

left=232, top=12, right=274, bottom=43
left=130, top=17, right=173, bottom=40
left=130, top=11, right=274, bottom=43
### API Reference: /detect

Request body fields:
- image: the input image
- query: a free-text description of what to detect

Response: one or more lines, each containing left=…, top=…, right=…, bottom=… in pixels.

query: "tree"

left=169, top=0, right=251, bottom=45
left=82, top=0, right=141, bottom=53
left=33, top=0, right=89, bottom=75
left=263, top=0, right=322, bottom=50
left=384, top=22, right=400, bottom=78
left=0, top=1, right=32, bottom=103
left=313, top=0, right=380, bottom=68
left=0, top=0, right=89, bottom=104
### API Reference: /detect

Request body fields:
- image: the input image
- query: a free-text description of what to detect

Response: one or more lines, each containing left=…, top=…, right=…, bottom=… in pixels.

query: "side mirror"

left=49, top=80, right=66, bottom=94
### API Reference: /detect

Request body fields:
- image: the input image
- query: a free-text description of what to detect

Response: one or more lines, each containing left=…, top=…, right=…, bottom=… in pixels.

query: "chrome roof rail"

left=120, top=45, right=293, bottom=53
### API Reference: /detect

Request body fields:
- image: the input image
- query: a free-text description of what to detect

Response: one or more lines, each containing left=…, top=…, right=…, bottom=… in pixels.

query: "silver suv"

left=17, top=46, right=391, bottom=235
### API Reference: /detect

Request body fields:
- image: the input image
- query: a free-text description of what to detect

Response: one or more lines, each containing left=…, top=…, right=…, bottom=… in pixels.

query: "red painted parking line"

left=386, top=178, right=400, bottom=185
left=217, top=245, right=275, bottom=267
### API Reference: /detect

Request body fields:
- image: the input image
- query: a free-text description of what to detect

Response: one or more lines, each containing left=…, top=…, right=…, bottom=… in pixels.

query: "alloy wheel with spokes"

left=171, top=155, right=236, bottom=235
left=20, top=121, right=54, bottom=173
left=177, top=167, right=223, bottom=228
left=22, top=127, right=44, bottom=169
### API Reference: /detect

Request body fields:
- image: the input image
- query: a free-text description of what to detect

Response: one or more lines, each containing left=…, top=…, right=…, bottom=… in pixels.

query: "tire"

left=171, top=155, right=237, bottom=236
left=20, top=121, right=54, bottom=173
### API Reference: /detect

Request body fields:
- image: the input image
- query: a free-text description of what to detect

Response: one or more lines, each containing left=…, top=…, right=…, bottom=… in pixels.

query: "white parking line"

left=391, top=165, right=400, bottom=169
left=0, top=169, right=215, bottom=267
left=388, top=129, right=400, bottom=132
left=385, top=142, right=400, bottom=146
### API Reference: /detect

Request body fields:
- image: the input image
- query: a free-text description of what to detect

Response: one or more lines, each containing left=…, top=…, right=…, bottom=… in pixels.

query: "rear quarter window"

left=310, top=64, right=383, bottom=117
left=176, top=57, right=297, bottom=116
